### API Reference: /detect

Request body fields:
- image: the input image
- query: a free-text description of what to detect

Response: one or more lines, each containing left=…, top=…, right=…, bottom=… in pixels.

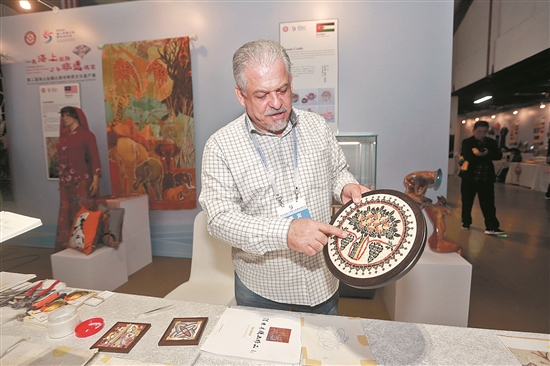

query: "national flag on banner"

left=316, top=22, right=335, bottom=33
left=61, top=0, right=78, bottom=9
left=64, top=85, right=78, bottom=94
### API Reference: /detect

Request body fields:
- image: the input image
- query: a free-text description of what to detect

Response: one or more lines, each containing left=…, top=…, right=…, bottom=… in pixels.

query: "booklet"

left=0, top=211, right=42, bottom=243
left=497, top=334, right=550, bottom=366
left=0, top=272, right=36, bottom=292
left=200, top=308, right=302, bottom=364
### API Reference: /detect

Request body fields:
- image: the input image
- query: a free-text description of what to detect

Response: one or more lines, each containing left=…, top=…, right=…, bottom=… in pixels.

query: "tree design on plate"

left=345, top=206, right=401, bottom=262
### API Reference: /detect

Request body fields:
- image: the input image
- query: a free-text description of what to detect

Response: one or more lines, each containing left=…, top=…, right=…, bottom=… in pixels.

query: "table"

left=1, top=292, right=548, bottom=365
left=505, top=162, right=550, bottom=192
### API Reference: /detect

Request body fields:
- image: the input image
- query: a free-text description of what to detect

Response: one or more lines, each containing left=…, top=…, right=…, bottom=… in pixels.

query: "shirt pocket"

left=300, top=146, right=330, bottom=193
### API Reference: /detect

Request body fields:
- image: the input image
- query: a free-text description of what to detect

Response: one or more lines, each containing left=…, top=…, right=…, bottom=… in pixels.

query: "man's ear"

left=235, top=86, right=246, bottom=107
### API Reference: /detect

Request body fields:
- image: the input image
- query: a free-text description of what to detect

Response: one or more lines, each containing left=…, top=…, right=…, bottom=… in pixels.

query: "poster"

left=533, top=117, right=545, bottom=146
left=39, top=83, right=81, bottom=180
left=280, top=19, right=339, bottom=133
left=102, top=37, right=196, bottom=210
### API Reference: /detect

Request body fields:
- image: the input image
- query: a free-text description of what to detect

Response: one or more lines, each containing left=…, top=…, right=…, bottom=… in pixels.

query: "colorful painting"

left=0, top=64, right=13, bottom=202
left=91, top=322, right=151, bottom=353
left=158, top=317, right=208, bottom=346
left=102, top=37, right=196, bottom=210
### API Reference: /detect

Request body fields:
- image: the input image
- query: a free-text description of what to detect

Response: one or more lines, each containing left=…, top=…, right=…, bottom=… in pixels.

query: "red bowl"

left=75, top=318, right=104, bottom=338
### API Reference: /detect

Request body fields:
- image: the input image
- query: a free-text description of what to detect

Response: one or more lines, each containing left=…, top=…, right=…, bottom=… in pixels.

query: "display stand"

left=103, top=193, right=152, bottom=275
left=51, top=244, right=128, bottom=291
left=382, top=248, right=472, bottom=327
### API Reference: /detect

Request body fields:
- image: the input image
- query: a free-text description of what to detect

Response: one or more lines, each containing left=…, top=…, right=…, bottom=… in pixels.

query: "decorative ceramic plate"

left=324, top=189, right=426, bottom=289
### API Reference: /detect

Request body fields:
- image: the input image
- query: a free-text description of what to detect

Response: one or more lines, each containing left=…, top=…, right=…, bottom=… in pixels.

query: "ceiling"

left=2, top=0, right=549, bottom=117
left=0, top=0, right=133, bottom=14
left=452, top=48, right=550, bottom=117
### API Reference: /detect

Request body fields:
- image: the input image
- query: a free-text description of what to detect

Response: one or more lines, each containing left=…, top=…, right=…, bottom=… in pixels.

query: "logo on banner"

left=64, top=85, right=78, bottom=94
left=43, top=30, right=54, bottom=43
left=24, top=31, right=37, bottom=46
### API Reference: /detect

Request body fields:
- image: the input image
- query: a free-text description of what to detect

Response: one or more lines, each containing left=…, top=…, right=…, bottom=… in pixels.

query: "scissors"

left=12, top=280, right=60, bottom=310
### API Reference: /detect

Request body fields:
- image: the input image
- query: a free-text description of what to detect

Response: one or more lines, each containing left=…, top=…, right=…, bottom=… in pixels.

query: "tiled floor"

left=1, top=176, right=548, bottom=334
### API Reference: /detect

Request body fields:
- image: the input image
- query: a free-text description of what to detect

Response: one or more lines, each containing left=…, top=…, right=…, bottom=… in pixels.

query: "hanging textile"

left=102, top=37, right=196, bottom=210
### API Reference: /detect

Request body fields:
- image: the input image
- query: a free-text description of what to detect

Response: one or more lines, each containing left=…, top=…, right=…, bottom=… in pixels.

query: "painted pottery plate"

left=324, top=189, right=427, bottom=289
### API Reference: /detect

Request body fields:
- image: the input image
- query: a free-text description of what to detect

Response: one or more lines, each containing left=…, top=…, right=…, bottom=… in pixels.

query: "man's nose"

left=267, top=92, right=283, bottom=108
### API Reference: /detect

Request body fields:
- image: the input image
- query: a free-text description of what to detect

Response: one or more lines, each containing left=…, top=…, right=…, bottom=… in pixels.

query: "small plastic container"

left=75, top=318, right=104, bottom=338
left=47, top=305, right=80, bottom=338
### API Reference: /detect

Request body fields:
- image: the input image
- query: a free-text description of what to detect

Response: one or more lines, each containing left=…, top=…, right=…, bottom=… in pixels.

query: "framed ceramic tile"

left=90, top=322, right=151, bottom=353
left=158, top=317, right=208, bottom=346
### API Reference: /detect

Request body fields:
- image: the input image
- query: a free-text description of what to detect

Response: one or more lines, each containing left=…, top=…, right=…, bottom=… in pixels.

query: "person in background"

left=199, top=39, right=369, bottom=315
left=460, top=120, right=505, bottom=235
left=54, top=106, right=101, bottom=252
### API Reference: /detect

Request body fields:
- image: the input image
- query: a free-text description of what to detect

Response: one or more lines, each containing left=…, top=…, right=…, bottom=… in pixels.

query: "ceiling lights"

left=473, top=95, right=493, bottom=104
left=19, top=0, right=59, bottom=13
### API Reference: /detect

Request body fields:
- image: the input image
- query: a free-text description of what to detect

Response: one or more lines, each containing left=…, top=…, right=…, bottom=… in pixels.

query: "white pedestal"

left=382, top=249, right=472, bottom=327
left=51, top=244, right=128, bottom=291
left=105, top=194, right=152, bottom=275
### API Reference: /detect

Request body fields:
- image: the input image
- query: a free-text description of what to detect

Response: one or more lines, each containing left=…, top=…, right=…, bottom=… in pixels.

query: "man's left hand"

left=341, top=183, right=370, bottom=205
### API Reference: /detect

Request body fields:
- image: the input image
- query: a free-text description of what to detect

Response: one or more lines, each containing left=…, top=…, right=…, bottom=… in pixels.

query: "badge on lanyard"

left=276, top=197, right=312, bottom=219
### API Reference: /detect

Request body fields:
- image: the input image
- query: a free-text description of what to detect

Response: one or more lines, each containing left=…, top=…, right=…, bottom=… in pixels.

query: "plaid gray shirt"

left=199, top=109, right=357, bottom=306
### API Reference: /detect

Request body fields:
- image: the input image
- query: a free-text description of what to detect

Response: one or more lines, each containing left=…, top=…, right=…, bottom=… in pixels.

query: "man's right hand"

left=287, top=218, right=348, bottom=256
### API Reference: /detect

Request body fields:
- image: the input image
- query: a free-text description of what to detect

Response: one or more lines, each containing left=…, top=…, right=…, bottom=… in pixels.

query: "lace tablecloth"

left=1, top=292, right=548, bottom=365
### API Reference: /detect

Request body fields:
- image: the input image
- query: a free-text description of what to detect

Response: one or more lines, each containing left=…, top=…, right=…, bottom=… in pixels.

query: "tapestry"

left=102, top=37, right=196, bottom=210
left=0, top=63, right=14, bottom=203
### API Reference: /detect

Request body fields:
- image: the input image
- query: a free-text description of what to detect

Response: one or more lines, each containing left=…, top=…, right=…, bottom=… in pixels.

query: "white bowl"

left=47, top=305, right=80, bottom=338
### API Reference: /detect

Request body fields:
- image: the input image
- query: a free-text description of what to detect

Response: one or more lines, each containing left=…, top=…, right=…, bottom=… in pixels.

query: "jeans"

left=461, top=179, right=500, bottom=230
left=234, top=273, right=339, bottom=315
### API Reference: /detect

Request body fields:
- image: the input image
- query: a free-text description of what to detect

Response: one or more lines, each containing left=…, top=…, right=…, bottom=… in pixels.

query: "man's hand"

left=341, top=183, right=370, bottom=205
left=287, top=218, right=348, bottom=256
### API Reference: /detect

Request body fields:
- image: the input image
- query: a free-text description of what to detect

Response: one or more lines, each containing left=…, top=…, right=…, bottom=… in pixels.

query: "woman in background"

left=54, top=106, right=101, bottom=252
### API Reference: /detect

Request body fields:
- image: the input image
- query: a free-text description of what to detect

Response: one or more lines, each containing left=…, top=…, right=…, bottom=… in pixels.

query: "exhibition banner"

left=39, top=83, right=81, bottom=180
left=280, top=19, right=339, bottom=133
left=102, top=36, right=196, bottom=210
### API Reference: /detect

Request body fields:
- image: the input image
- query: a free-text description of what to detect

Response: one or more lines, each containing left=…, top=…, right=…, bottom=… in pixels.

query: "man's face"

left=235, top=58, right=293, bottom=135
left=473, top=126, right=488, bottom=141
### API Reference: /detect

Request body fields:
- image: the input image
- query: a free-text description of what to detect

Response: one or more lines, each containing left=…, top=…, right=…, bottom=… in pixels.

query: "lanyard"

left=249, top=122, right=299, bottom=207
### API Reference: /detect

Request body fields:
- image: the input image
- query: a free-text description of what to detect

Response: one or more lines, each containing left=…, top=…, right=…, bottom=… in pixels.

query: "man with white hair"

left=199, top=39, right=369, bottom=315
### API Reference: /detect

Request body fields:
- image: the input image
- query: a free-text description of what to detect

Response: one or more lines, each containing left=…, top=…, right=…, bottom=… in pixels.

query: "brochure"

left=200, top=308, right=302, bottom=364
left=0, top=211, right=42, bottom=243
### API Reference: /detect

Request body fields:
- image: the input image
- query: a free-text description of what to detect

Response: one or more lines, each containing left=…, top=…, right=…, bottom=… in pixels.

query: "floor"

left=1, top=176, right=548, bottom=334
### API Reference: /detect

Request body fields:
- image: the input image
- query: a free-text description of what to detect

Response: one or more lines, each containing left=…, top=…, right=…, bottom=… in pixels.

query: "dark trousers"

left=461, top=179, right=500, bottom=230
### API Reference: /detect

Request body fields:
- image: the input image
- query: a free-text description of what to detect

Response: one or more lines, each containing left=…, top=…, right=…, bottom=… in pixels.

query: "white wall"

left=453, top=0, right=549, bottom=90
left=0, top=0, right=453, bottom=256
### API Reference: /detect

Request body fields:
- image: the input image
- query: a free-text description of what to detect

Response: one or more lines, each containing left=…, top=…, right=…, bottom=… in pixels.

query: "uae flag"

left=316, top=22, right=335, bottom=33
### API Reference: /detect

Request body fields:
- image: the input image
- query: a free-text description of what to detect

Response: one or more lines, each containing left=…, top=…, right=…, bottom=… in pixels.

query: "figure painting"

left=102, top=37, right=196, bottom=209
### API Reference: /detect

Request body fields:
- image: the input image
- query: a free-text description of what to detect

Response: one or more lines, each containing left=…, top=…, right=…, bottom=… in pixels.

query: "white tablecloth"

left=505, top=162, right=550, bottom=192
left=1, top=292, right=549, bottom=365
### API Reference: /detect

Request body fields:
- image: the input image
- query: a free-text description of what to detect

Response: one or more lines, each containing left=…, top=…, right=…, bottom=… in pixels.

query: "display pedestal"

left=382, top=249, right=472, bottom=327
left=51, top=244, right=128, bottom=291
left=103, top=194, right=152, bottom=275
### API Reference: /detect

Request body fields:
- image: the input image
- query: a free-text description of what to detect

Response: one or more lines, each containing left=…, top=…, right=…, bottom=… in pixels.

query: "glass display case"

left=331, top=135, right=377, bottom=218
left=336, top=135, right=377, bottom=190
